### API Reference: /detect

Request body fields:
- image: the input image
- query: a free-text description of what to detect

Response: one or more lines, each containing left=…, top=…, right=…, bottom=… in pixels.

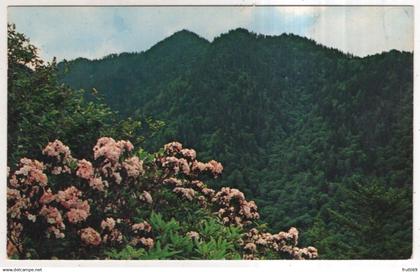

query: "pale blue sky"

left=8, top=6, right=414, bottom=61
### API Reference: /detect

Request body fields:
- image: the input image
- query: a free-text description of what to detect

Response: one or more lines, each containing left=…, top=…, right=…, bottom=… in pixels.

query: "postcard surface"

left=3, top=3, right=417, bottom=270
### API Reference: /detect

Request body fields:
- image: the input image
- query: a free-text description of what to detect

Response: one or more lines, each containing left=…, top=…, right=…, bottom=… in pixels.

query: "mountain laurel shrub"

left=7, top=138, right=318, bottom=260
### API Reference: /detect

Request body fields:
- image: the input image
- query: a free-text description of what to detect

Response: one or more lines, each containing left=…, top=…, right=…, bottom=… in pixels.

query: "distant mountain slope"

left=59, top=30, right=210, bottom=116
left=58, top=28, right=413, bottom=259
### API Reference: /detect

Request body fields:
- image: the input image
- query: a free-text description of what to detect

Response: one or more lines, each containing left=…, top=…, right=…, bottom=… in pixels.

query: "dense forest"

left=8, top=24, right=412, bottom=260
left=59, top=28, right=413, bottom=259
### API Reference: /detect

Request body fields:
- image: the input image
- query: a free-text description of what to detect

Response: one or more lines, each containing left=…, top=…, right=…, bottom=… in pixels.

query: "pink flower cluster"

left=140, top=191, right=153, bottom=204
left=42, top=140, right=72, bottom=162
left=101, top=217, right=116, bottom=231
left=131, top=221, right=154, bottom=249
left=163, top=177, right=184, bottom=187
left=88, top=176, right=106, bottom=191
left=79, top=227, right=102, bottom=246
left=122, top=156, right=144, bottom=178
left=191, top=160, right=223, bottom=177
left=132, top=221, right=152, bottom=233
left=56, top=186, right=91, bottom=224
left=180, top=149, right=197, bottom=161
left=160, top=156, right=190, bottom=175
left=76, top=159, right=94, bottom=179
left=162, top=176, right=215, bottom=209
left=39, top=206, right=65, bottom=238
left=92, top=137, right=144, bottom=186
left=163, top=142, right=183, bottom=155
left=12, top=158, right=48, bottom=188
left=173, top=187, right=196, bottom=201
left=100, top=217, right=123, bottom=244
left=159, top=141, right=223, bottom=178
left=75, top=159, right=107, bottom=191
left=242, top=227, right=318, bottom=260
left=39, top=189, right=55, bottom=204
left=7, top=188, right=28, bottom=219
left=42, top=140, right=74, bottom=175
left=93, top=137, right=133, bottom=163
left=212, top=187, right=259, bottom=227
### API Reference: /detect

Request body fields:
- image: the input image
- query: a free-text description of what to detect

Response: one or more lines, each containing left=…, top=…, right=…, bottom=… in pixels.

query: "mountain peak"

left=228, top=27, right=252, bottom=34
left=165, top=29, right=209, bottom=43
left=212, top=27, right=258, bottom=43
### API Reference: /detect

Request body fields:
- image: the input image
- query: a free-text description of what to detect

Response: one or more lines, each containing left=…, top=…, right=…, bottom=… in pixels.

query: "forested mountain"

left=59, top=28, right=413, bottom=259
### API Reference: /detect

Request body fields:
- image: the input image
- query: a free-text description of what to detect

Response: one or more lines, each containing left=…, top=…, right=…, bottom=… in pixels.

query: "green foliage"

left=194, top=218, right=242, bottom=260
left=7, top=24, right=109, bottom=163
left=105, top=245, right=146, bottom=260
left=327, top=182, right=412, bottom=259
left=106, top=212, right=242, bottom=260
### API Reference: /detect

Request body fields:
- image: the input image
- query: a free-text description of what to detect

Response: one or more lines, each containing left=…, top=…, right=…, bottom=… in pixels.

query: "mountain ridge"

left=59, top=28, right=412, bottom=64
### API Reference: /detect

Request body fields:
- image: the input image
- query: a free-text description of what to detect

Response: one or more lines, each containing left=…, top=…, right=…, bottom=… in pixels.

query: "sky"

left=7, top=6, right=414, bottom=61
